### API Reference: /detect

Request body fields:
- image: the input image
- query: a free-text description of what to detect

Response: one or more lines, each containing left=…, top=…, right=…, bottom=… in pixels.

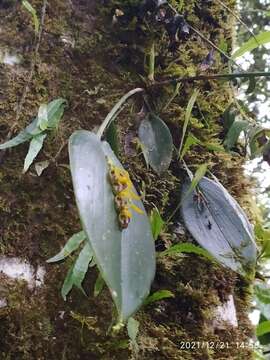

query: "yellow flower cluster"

left=107, top=158, right=144, bottom=229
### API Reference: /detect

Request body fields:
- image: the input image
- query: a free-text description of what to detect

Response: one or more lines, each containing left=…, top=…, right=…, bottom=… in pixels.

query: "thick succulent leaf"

left=69, top=130, right=155, bottom=322
left=23, top=133, right=47, bottom=173
left=138, top=113, right=173, bottom=174
left=181, top=177, right=257, bottom=276
left=0, top=117, right=41, bottom=150
left=47, top=231, right=86, bottom=263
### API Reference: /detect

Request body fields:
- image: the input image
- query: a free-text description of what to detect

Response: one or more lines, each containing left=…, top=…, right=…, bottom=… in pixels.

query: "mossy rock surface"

left=0, top=0, right=255, bottom=359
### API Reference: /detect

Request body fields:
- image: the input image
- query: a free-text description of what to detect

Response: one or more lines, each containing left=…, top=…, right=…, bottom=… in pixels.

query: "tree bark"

left=0, top=0, right=255, bottom=359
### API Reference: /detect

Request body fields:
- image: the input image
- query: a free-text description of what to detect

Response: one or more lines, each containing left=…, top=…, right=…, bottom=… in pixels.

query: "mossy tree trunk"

left=0, top=0, right=255, bottom=359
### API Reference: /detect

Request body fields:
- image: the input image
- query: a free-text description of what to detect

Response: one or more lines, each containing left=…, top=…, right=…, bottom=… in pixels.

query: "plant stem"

left=148, top=41, right=155, bottom=82
left=148, top=71, right=270, bottom=89
left=97, top=88, right=144, bottom=139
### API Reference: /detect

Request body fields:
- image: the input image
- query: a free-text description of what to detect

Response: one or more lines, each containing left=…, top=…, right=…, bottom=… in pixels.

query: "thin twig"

left=215, top=0, right=265, bottom=50
left=148, top=71, right=270, bottom=89
left=167, top=3, right=243, bottom=71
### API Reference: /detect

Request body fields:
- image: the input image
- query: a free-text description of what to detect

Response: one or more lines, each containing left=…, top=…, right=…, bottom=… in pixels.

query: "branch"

left=148, top=71, right=270, bottom=89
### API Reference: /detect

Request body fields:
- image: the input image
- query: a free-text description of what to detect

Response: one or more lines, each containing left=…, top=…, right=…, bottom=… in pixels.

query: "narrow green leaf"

left=46, top=98, right=67, bottom=129
left=224, top=120, right=249, bottom=150
left=144, top=290, right=175, bottom=306
left=150, top=208, right=165, bottom=241
left=94, top=273, right=105, bottom=297
left=256, top=320, right=270, bottom=337
left=61, top=266, right=74, bottom=301
left=179, top=89, right=200, bottom=156
left=61, top=242, right=93, bottom=300
left=72, top=242, right=93, bottom=293
left=223, top=104, right=236, bottom=131
left=232, top=31, right=270, bottom=59
left=0, top=118, right=41, bottom=150
left=105, top=122, right=119, bottom=157
left=23, top=133, right=47, bottom=173
left=22, top=0, right=39, bottom=34
left=97, top=88, right=144, bottom=138
left=37, top=104, right=49, bottom=131
left=159, top=243, right=214, bottom=261
left=138, top=113, right=173, bottom=174
left=184, top=163, right=208, bottom=199
left=47, top=231, right=86, bottom=263
left=181, top=134, right=200, bottom=159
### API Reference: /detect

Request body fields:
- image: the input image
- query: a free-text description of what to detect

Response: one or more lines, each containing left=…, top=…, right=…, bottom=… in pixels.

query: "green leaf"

left=248, top=126, right=270, bottom=160
left=159, top=243, right=214, bottom=261
left=46, top=98, right=67, bottom=129
left=232, top=31, right=270, bottom=59
left=94, top=273, right=105, bottom=297
left=150, top=208, right=165, bottom=241
left=144, top=290, right=174, bottom=306
left=23, top=133, right=47, bottom=173
left=179, top=89, right=199, bottom=156
left=0, top=118, right=41, bottom=150
left=127, top=317, right=139, bottom=343
left=181, top=134, right=200, bottom=159
left=69, top=130, right=155, bottom=322
left=256, top=320, right=270, bottom=337
left=105, top=122, right=119, bottom=157
left=138, top=113, right=173, bottom=174
left=72, top=242, right=93, bottom=292
left=184, top=163, right=208, bottom=199
left=97, top=88, right=144, bottom=138
left=223, top=104, right=236, bottom=131
left=246, top=76, right=257, bottom=94
left=61, top=242, right=93, bottom=300
left=180, top=176, right=257, bottom=276
left=253, top=350, right=266, bottom=360
left=22, top=0, right=39, bottom=34
left=37, top=104, right=49, bottom=131
left=0, top=98, right=66, bottom=151
left=224, top=120, right=249, bottom=150
left=255, top=284, right=270, bottom=305
left=47, top=231, right=86, bottom=263
left=61, top=266, right=74, bottom=301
